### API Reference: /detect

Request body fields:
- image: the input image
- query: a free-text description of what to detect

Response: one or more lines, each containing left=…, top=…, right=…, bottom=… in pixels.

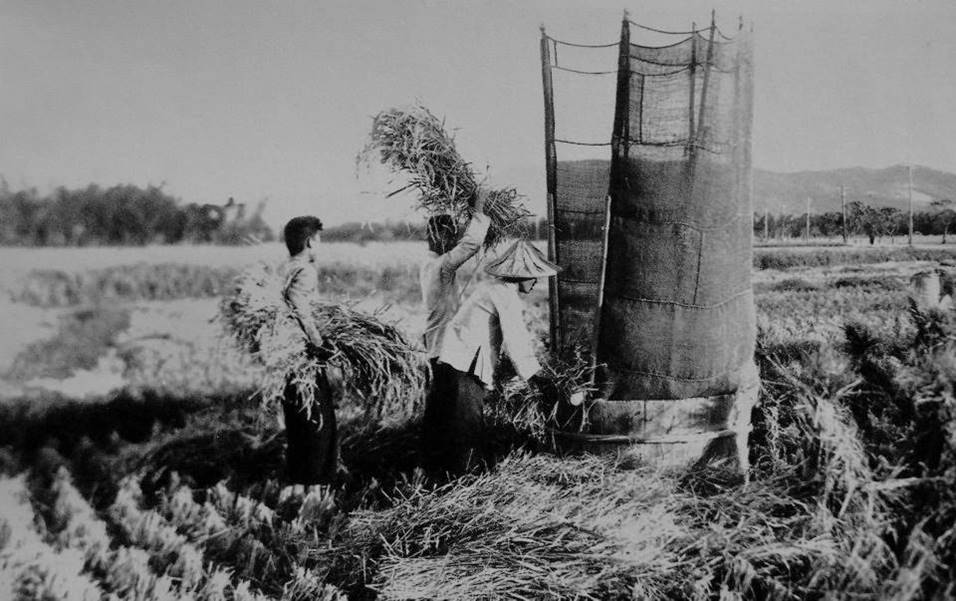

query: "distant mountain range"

left=494, top=163, right=956, bottom=216
left=754, top=165, right=956, bottom=214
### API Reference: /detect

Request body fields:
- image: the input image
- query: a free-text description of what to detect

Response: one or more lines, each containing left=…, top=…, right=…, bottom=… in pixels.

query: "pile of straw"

left=336, top=453, right=674, bottom=599
left=322, top=385, right=901, bottom=600
left=358, top=103, right=531, bottom=247
left=219, top=262, right=427, bottom=418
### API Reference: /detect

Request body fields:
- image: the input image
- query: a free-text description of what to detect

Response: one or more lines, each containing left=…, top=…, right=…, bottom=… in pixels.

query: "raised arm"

left=440, top=212, right=490, bottom=274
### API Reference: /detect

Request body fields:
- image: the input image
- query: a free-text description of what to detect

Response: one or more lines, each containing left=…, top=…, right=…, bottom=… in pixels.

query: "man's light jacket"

left=282, top=254, right=323, bottom=347
left=439, top=278, right=541, bottom=389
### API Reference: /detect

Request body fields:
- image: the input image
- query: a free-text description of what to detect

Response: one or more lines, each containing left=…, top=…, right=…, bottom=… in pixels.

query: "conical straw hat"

left=485, top=239, right=562, bottom=279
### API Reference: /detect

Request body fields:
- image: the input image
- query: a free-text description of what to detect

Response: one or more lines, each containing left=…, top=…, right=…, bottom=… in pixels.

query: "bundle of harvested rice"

left=219, top=261, right=427, bottom=418
left=358, top=103, right=532, bottom=247
left=493, top=347, right=601, bottom=440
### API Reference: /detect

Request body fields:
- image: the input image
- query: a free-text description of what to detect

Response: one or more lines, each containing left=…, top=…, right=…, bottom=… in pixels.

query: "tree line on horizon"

left=0, top=180, right=548, bottom=247
left=755, top=199, right=956, bottom=244
left=0, top=181, right=274, bottom=246
left=4, top=180, right=954, bottom=247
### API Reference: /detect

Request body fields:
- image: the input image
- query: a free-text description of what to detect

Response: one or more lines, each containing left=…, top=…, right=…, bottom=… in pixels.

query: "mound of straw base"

left=318, top=385, right=903, bottom=601
left=219, top=261, right=426, bottom=417
left=359, top=103, right=531, bottom=247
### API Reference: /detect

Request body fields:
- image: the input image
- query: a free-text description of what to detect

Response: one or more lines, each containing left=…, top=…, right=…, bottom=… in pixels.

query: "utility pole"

left=841, top=185, right=847, bottom=244
left=805, top=196, right=811, bottom=242
left=908, top=164, right=914, bottom=246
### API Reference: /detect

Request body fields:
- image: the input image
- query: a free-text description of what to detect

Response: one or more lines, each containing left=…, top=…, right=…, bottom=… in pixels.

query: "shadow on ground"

left=3, top=387, right=541, bottom=509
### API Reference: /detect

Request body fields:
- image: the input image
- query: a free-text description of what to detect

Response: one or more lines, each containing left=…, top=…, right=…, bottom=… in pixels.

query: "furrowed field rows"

left=0, top=461, right=349, bottom=601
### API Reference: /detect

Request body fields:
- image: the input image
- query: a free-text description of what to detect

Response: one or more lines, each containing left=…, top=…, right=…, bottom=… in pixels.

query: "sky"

left=2, top=0, right=955, bottom=227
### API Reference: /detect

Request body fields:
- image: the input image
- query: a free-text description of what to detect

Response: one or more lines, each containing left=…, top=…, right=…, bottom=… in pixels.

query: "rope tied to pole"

left=545, top=36, right=618, bottom=49
left=552, top=65, right=617, bottom=76
left=627, top=19, right=739, bottom=41
left=554, top=139, right=612, bottom=147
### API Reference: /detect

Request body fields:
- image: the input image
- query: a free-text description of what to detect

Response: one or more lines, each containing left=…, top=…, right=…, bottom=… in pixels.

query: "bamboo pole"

left=908, top=164, right=914, bottom=246
left=540, top=26, right=561, bottom=352
left=805, top=196, right=811, bottom=241
left=618, top=12, right=632, bottom=161
left=593, top=12, right=631, bottom=374
left=590, top=193, right=613, bottom=380
left=841, top=185, right=847, bottom=244
left=688, top=21, right=697, bottom=145
left=694, top=11, right=717, bottom=156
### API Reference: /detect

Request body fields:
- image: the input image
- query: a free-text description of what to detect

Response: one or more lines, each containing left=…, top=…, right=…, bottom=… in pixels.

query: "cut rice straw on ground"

left=358, top=103, right=531, bottom=247
left=219, top=261, right=427, bottom=419
left=314, top=380, right=907, bottom=601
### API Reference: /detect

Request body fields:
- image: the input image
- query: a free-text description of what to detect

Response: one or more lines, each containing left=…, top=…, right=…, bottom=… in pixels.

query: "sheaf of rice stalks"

left=357, top=103, right=532, bottom=248
left=219, top=261, right=428, bottom=420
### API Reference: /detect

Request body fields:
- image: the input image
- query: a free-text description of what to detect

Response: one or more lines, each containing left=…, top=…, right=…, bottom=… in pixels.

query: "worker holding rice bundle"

left=280, top=216, right=340, bottom=485
left=221, top=216, right=426, bottom=487
left=427, top=239, right=561, bottom=473
left=420, top=190, right=490, bottom=359
left=420, top=192, right=490, bottom=456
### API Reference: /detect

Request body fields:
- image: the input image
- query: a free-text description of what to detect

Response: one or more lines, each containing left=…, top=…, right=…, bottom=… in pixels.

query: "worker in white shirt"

left=431, top=239, right=561, bottom=473
left=420, top=191, right=490, bottom=360
left=420, top=191, right=490, bottom=468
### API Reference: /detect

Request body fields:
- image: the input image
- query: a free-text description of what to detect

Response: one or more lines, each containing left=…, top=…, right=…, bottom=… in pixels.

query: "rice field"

left=2, top=242, right=956, bottom=600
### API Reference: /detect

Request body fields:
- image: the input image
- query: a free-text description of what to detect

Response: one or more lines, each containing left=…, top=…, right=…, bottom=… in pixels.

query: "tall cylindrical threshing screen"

left=542, top=17, right=757, bottom=467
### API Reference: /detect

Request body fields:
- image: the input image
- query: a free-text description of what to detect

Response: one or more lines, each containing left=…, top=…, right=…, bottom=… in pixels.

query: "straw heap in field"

left=358, top=103, right=532, bottom=247
left=325, top=386, right=902, bottom=601
left=219, top=261, right=427, bottom=418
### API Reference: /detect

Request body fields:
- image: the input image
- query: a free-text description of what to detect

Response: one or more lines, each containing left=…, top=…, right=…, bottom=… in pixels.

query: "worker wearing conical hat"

left=426, top=239, right=561, bottom=474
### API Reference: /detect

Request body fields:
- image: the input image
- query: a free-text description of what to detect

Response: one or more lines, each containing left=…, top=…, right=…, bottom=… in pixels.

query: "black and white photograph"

left=1, top=1, right=955, bottom=599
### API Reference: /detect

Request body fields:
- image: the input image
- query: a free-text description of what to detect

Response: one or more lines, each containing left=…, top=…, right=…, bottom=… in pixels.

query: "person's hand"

left=474, top=188, right=489, bottom=215
left=324, top=365, right=344, bottom=391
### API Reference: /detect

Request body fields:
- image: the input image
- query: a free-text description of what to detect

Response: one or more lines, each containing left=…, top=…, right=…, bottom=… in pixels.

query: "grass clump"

left=831, top=275, right=907, bottom=291
left=836, top=303, right=956, bottom=598
left=769, top=277, right=820, bottom=292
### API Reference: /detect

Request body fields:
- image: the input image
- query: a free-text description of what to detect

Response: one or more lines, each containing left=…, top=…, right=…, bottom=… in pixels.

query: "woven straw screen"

left=542, top=19, right=755, bottom=400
